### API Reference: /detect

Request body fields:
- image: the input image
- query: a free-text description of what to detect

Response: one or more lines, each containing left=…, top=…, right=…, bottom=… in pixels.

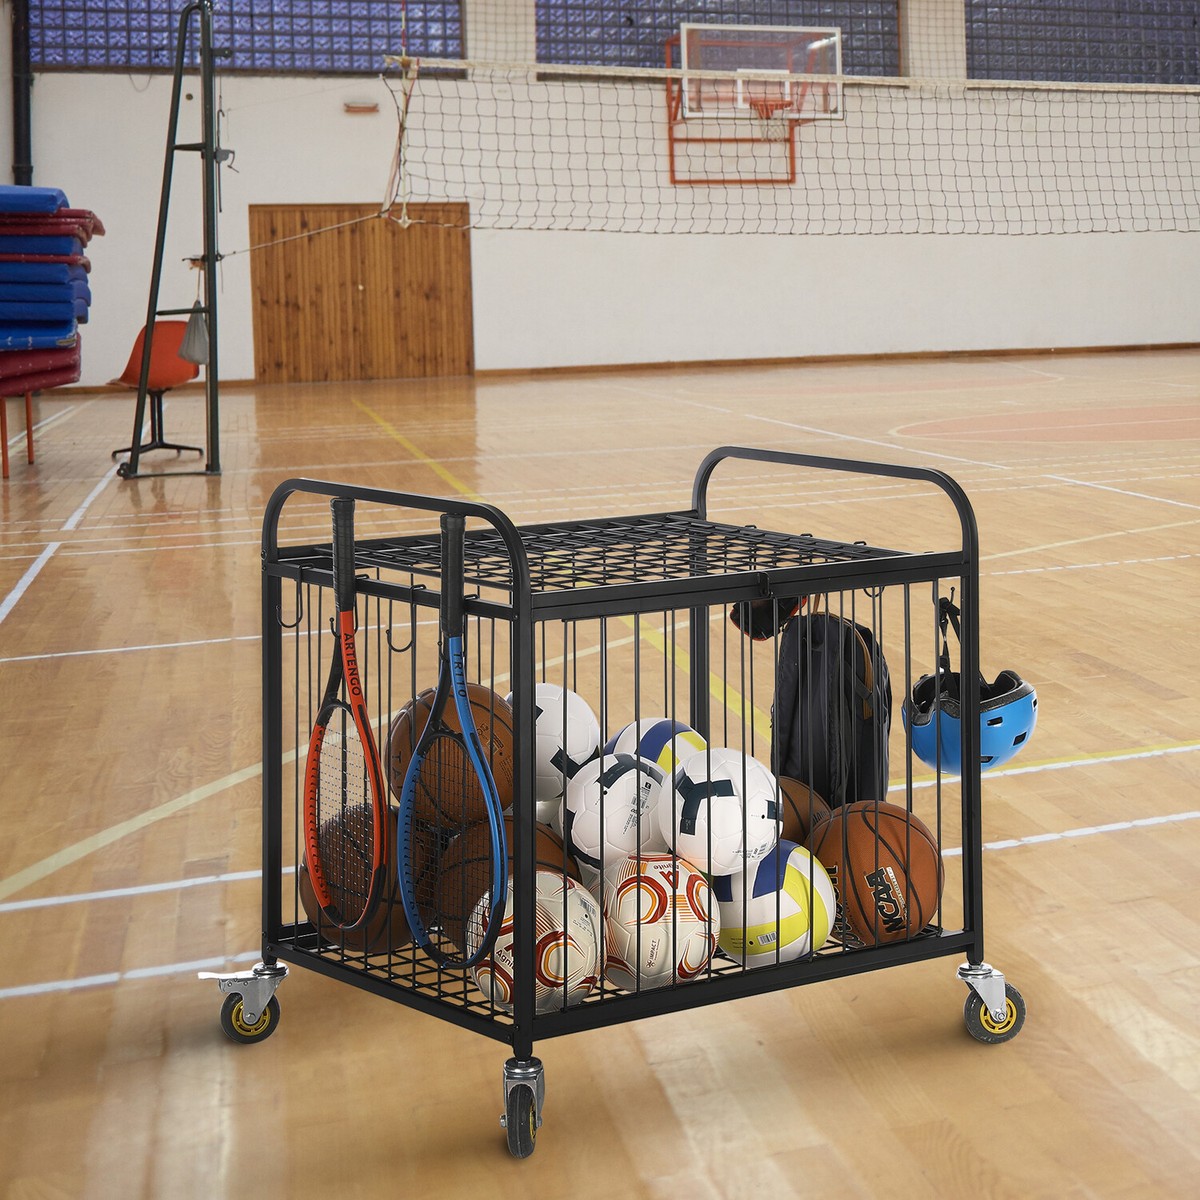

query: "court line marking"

left=3, top=800, right=1198, bottom=1000
left=0, top=623, right=657, bottom=902
left=1044, top=474, right=1200, bottom=512
left=701, top=404, right=1015, bottom=472
left=4, top=403, right=78, bottom=449
left=2, top=739, right=1196, bottom=913
left=62, top=464, right=120, bottom=532
left=0, top=462, right=118, bottom=627
left=978, top=515, right=1200, bottom=561
left=0, top=952, right=261, bottom=1000
left=351, top=397, right=482, bottom=500
left=0, top=542, right=60, bottom=627
left=0, top=762, right=270, bottom=902
left=940, top=809, right=1200, bottom=858
left=3, top=545, right=1194, bottom=666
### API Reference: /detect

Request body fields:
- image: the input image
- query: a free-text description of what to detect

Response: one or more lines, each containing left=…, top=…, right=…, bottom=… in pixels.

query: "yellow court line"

left=630, top=618, right=773, bottom=744
left=0, top=761, right=270, bottom=902
left=2, top=739, right=1196, bottom=902
left=351, top=406, right=774, bottom=734
left=351, top=397, right=482, bottom=501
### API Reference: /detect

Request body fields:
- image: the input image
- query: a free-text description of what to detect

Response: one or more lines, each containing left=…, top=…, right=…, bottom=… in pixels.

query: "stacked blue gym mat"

left=0, top=184, right=104, bottom=395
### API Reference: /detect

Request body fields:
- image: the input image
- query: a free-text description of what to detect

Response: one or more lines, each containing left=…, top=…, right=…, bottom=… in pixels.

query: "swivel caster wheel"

left=503, top=1083, right=538, bottom=1158
left=501, top=1057, right=544, bottom=1159
left=964, top=982, right=1026, bottom=1044
left=219, top=992, right=281, bottom=1044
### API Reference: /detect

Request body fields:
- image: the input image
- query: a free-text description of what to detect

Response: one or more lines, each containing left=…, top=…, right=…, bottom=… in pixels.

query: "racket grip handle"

left=441, top=512, right=465, bottom=634
left=331, top=497, right=357, bottom=612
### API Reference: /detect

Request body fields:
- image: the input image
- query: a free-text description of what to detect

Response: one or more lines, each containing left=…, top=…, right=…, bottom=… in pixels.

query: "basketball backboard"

left=675, top=23, right=843, bottom=122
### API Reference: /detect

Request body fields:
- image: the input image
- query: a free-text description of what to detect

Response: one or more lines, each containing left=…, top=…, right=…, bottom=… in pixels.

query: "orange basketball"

left=778, top=776, right=833, bottom=844
left=297, top=803, right=432, bottom=955
left=433, top=816, right=581, bottom=951
left=386, top=684, right=516, bottom=824
left=807, top=801, right=943, bottom=946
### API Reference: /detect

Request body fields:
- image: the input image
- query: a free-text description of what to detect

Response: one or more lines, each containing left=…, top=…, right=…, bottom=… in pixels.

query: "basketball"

left=385, top=683, right=516, bottom=823
left=297, top=803, right=430, bottom=955
left=806, top=801, right=943, bottom=946
left=778, top=776, right=833, bottom=844
left=434, top=815, right=581, bottom=951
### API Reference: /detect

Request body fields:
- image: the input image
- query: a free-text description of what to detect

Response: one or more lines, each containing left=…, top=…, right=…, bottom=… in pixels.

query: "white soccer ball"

left=603, top=717, right=708, bottom=774
left=506, top=684, right=602, bottom=819
left=713, top=840, right=836, bottom=967
left=660, top=747, right=782, bottom=877
left=602, top=853, right=720, bottom=990
left=468, top=870, right=603, bottom=1014
left=560, top=753, right=670, bottom=882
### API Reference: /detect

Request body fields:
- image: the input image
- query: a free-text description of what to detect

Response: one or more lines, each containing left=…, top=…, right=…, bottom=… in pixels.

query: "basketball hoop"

left=746, top=95, right=796, bottom=142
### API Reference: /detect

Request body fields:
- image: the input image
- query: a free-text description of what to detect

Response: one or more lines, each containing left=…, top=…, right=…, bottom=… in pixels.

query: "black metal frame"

left=114, top=0, right=223, bottom=479
left=258, top=446, right=985, bottom=1066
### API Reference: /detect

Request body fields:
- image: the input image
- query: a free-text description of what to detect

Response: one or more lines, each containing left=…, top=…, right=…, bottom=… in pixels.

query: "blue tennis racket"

left=397, top=512, right=507, bottom=968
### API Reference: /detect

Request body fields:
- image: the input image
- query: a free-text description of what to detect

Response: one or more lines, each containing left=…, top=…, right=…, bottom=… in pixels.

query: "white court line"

left=4, top=544, right=1191, bottom=667
left=0, top=460, right=119, bottom=627
left=1045, top=474, right=1200, bottom=512
left=0, top=952, right=260, bottom=1000
left=989, top=552, right=1197, bottom=577
left=4, top=403, right=78, bottom=448
left=939, top=809, right=1200, bottom=858
left=1, top=632, right=264, bottom=664
left=0, top=867, right=272, bottom=912
left=0, top=542, right=60, bottom=627
left=62, top=464, right=119, bottom=532
left=3, top=804, right=1199, bottom=1001
left=689, top=403, right=1015, bottom=472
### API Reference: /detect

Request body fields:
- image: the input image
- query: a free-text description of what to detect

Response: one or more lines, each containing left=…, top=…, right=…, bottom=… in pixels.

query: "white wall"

left=23, top=69, right=1200, bottom=387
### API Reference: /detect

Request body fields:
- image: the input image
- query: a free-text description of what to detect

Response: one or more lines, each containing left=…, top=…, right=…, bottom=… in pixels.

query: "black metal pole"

left=11, top=0, right=33, bottom=185
left=199, top=1, right=221, bottom=474
left=116, top=3, right=195, bottom=478
left=116, top=0, right=221, bottom=478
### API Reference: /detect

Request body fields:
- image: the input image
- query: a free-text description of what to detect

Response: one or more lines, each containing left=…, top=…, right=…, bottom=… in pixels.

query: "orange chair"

left=110, top=320, right=202, bottom=459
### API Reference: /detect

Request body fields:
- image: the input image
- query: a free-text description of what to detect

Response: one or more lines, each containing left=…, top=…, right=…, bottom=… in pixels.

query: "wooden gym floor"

left=1, top=347, right=1198, bottom=1198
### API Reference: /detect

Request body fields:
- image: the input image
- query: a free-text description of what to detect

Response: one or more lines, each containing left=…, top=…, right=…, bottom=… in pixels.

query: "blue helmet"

left=903, top=595, right=1037, bottom=774
left=903, top=667, right=1037, bottom=774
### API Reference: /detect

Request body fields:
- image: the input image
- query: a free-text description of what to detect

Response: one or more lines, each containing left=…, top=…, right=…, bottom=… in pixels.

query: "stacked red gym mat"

left=0, top=184, right=104, bottom=476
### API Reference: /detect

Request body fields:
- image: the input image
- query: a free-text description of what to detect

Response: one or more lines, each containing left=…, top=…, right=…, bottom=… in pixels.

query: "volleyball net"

left=379, top=26, right=1200, bottom=237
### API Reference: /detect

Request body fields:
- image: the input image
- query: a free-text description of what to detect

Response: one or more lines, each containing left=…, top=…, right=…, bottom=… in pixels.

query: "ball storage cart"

left=203, top=446, right=1026, bottom=1158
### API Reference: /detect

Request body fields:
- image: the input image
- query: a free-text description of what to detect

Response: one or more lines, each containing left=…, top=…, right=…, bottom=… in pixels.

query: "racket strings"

left=414, top=730, right=496, bottom=959
left=314, top=711, right=377, bottom=919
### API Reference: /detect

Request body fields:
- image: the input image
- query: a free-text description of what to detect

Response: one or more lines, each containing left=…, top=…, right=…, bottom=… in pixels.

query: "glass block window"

left=30, top=1, right=463, bottom=73
left=535, top=2, right=900, bottom=76
left=967, top=1, right=1200, bottom=85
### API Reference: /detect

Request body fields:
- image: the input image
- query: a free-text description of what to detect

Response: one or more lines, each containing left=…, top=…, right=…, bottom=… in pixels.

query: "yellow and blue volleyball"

left=603, top=717, right=707, bottom=774
left=713, top=840, right=836, bottom=967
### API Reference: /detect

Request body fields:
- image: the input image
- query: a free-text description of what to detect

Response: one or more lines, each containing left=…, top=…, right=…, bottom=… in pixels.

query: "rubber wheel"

left=964, top=982, right=1025, bottom=1044
left=504, top=1083, right=538, bottom=1159
left=219, top=992, right=281, bottom=1044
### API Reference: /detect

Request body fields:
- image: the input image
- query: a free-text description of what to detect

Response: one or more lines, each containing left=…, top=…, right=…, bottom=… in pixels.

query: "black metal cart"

left=202, top=446, right=1025, bottom=1158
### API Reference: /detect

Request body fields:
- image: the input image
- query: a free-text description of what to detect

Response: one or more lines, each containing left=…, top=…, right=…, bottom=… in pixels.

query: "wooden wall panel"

left=248, top=203, right=473, bottom=384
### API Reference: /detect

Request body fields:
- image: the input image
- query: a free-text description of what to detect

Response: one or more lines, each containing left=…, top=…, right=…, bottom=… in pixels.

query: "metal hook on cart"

left=275, top=572, right=304, bottom=630
left=385, top=588, right=424, bottom=654
left=327, top=572, right=370, bottom=636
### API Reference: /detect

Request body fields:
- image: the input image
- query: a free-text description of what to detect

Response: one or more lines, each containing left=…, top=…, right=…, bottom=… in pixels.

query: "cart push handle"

left=691, top=444, right=980, bottom=565
left=260, top=476, right=533, bottom=601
